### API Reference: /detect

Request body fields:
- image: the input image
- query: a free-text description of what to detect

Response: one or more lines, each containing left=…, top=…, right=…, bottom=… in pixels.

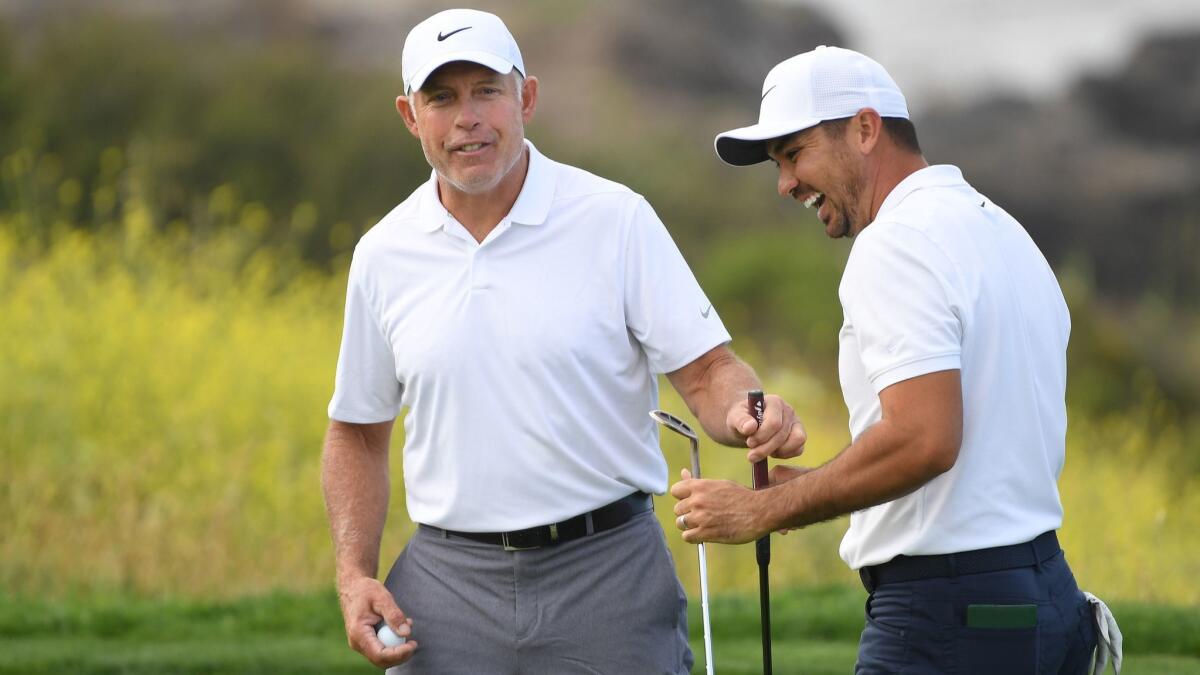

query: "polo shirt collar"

left=875, top=164, right=967, bottom=221
left=508, top=140, right=553, bottom=226
left=414, top=139, right=554, bottom=232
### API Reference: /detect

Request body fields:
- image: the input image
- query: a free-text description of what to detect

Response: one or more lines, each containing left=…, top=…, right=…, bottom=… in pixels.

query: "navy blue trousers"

left=856, top=551, right=1097, bottom=674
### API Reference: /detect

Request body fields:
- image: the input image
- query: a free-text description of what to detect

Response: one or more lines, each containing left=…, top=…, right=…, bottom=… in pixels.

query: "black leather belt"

left=426, top=491, right=652, bottom=551
left=859, top=531, right=1061, bottom=592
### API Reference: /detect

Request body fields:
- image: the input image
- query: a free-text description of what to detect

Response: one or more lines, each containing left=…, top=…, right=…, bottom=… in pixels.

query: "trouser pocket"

left=957, top=604, right=1039, bottom=674
left=856, top=591, right=913, bottom=673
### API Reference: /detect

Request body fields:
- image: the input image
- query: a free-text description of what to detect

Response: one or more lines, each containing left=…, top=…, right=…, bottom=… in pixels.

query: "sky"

left=785, top=0, right=1200, bottom=112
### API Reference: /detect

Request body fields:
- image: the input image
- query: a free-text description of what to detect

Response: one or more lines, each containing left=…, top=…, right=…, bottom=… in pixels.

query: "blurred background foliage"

left=1, top=0, right=1198, bottom=603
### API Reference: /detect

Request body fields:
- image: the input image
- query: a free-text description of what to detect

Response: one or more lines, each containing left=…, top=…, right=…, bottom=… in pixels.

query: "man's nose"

left=777, top=169, right=798, bottom=199
left=455, top=100, right=482, bottom=129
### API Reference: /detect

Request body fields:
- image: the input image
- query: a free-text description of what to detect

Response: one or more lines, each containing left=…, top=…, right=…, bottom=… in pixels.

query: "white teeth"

left=804, top=192, right=824, bottom=209
left=458, top=143, right=483, bottom=152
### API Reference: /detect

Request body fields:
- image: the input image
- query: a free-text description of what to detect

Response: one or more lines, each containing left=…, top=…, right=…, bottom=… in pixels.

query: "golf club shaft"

left=698, top=541, right=715, bottom=675
left=748, top=390, right=772, bottom=675
left=758, top=564, right=771, bottom=674
left=689, top=435, right=714, bottom=674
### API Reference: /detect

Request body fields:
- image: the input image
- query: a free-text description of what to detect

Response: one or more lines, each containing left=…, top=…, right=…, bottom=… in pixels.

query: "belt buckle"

left=501, top=530, right=542, bottom=552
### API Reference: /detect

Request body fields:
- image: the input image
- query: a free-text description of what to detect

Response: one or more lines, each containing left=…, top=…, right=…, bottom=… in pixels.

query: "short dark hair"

left=883, top=117, right=921, bottom=154
left=818, top=117, right=850, bottom=138
left=818, top=116, right=922, bottom=154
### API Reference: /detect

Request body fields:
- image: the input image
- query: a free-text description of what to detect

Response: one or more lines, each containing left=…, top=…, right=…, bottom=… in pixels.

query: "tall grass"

left=2, top=201, right=1197, bottom=604
left=0, top=202, right=348, bottom=597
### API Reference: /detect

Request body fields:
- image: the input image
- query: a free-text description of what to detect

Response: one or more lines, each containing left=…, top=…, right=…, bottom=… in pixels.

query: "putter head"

left=649, top=410, right=698, bottom=442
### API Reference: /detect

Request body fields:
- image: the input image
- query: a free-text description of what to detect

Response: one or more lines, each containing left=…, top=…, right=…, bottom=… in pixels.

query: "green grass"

left=2, top=586, right=1197, bottom=674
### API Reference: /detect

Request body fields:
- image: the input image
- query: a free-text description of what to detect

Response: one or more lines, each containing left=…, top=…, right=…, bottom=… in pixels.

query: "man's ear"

left=396, top=95, right=420, bottom=138
left=851, top=107, right=883, bottom=155
left=520, top=75, right=539, bottom=124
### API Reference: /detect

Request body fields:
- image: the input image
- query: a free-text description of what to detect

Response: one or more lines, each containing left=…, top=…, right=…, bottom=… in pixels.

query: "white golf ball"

left=377, top=623, right=407, bottom=647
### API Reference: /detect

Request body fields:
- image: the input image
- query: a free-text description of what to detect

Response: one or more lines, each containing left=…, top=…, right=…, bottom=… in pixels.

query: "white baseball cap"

left=402, top=9, right=525, bottom=95
left=714, top=46, right=909, bottom=166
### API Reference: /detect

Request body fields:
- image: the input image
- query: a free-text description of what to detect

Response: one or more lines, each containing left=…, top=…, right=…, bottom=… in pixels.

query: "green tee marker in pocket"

left=966, top=604, right=1038, bottom=629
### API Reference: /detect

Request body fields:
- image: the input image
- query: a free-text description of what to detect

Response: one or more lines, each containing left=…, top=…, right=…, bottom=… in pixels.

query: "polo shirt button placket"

left=470, top=251, right=489, bottom=292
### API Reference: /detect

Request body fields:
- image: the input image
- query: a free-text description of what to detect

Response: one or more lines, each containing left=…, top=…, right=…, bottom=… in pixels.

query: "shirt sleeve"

left=327, top=248, right=403, bottom=423
left=623, top=197, right=732, bottom=373
left=840, top=222, right=963, bottom=393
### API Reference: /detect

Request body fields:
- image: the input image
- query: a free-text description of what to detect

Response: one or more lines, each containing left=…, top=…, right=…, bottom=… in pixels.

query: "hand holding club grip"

left=748, top=389, right=770, bottom=566
left=748, top=389, right=773, bottom=675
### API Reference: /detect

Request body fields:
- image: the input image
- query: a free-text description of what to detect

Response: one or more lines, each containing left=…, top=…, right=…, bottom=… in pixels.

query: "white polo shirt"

left=836, top=165, right=1070, bottom=569
left=328, top=141, right=730, bottom=531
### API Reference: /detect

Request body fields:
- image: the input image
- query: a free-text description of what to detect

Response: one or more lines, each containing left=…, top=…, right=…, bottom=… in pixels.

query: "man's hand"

left=669, top=469, right=774, bottom=544
left=337, top=575, right=418, bottom=668
left=727, top=393, right=807, bottom=462
left=665, top=347, right=806, bottom=454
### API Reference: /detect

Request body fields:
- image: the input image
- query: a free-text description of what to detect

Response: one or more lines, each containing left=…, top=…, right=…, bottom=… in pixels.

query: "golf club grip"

left=748, top=390, right=771, bottom=568
left=747, top=391, right=773, bottom=674
left=753, top=461, right=771, bottom=565
left=752, top=461, right=769, bottom=490
left=748, top=389, right=768, bottom=487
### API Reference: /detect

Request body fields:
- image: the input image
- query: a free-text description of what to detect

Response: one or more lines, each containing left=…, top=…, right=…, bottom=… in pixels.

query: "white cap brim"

left=714, top=117, right=822, bottom=167
left=405, top=51, right=518, bottom=94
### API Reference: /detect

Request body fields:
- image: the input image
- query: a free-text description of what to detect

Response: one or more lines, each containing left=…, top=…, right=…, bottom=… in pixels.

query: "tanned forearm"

left=761, top=369, right=962, bottom=532
left=321, top=420, right=395, bottom=588
left=666, top=345, right=761, bottom=446
left=762, top=420, right=944, bottom=530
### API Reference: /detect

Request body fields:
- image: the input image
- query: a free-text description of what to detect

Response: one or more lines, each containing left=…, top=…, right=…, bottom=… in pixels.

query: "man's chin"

left=438, top=149, right=525, bottom=197
left=444, top=170, right=503, bottom=195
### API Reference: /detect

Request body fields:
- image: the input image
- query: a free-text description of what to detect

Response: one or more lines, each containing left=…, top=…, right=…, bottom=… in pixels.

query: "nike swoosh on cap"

left=437, top=26, right=471, bottom=41
left=701, top=304, right=713, bottom=318
left=761, top=85, right=777, bottom=101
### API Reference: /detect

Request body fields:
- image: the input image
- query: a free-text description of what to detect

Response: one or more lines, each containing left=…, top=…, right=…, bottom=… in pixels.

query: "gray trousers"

left=384, top=509, right=693, bottom=675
